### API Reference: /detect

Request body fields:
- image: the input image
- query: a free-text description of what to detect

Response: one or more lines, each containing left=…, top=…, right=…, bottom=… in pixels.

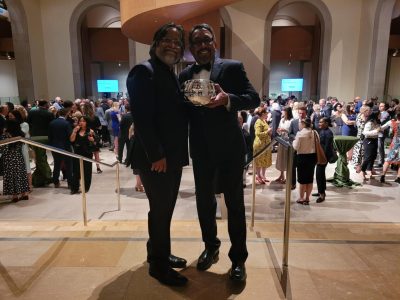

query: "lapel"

left=210, top=57, right=223, bottom=83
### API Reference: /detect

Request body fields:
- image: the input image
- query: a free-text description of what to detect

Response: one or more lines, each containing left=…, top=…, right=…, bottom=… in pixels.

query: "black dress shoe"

left=149, top=265, right=188, bottom=286
left=229, top=262, right=247, bottom=282
left=197, top=248, right=219, bottom=271
left=168, top=255, right=187, bottom=268
left=312, top=193, right=319, bottom=197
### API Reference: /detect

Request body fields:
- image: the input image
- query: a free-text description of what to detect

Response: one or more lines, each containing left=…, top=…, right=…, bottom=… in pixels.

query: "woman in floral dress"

left=253, top=107, right=272, bottom=184
left=352, top=105, right=371, bottom=172
left=380, top=112, right=400, bottom=183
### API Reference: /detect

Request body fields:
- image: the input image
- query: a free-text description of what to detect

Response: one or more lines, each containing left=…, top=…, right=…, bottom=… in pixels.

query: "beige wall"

left=387, top=57, right=400, bottom=98
left=16, top=0, right=387, bottom=102
left=20, top=0, right=48, bottom=99
left=224, top=0, right=381, bottom=101
left=225, top=0, right=272, bottom=95
left=0, top=60, right=19, bottom=98
left=21, top=0, right=82, bottom=100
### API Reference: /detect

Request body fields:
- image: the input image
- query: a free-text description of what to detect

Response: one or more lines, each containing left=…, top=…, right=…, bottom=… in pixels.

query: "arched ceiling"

left=120, top=0, right=239, bottom=44
left=272, top=2, right=317, bottom=27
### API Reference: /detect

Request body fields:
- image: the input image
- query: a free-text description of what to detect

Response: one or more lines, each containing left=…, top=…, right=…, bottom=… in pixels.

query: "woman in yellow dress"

left=253, top=107, right=272, bottom=184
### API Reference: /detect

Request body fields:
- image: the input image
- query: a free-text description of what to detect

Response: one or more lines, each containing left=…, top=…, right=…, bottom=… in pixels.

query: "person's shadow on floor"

left=88, top=262, right=246, bottom=300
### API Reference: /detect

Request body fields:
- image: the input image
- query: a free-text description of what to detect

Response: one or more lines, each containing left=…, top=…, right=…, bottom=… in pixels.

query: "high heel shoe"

left=380, top=175, right=385, bottom=183
left=255, top=176, right=265, bottom=185
left=261, top=177, right=270, bottom=183
left=296, top=199, right=309, bottom=205
left=97, top=168, right=103, bottom=174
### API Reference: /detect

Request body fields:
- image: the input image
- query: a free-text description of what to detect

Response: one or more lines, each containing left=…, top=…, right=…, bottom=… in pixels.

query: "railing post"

left=116, top=162, right=121, bottom=211
left=80, top=158, right=87, bottom=226
left=281, top=146, right=294, bottom=295
left=251, top=160, right=256, bottom=228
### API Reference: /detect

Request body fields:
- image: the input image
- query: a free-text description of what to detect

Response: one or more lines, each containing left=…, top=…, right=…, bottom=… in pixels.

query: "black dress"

left=0, top=134, right=29, bottom=195
left=71, top=129, right=94, bottom=193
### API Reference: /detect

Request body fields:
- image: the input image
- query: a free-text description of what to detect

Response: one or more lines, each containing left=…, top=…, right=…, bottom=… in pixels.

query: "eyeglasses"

left=160, top=38, right=182, bottom=48
left=191, top=37, right=214, bottom=47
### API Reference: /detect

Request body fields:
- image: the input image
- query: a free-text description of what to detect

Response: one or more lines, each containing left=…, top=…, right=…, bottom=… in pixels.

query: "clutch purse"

left=183, top=79, right=216, bottom=106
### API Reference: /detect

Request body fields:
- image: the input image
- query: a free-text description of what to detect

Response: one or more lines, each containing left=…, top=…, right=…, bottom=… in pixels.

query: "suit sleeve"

left=127, top=65, right=165, bottom=163
left=226, top=62, right=260, bottom=112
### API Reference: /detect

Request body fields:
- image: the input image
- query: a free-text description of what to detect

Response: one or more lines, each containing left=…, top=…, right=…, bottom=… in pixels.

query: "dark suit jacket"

left=119, top=112, right=133, bottom=139
left=27, top=107, right=54, bottom=136
left=127, top=58, right=188, bottom=170
left=179, top=58, right=260, bottom=163
left=288, top=118, right=301, bottom=143
left=48, top=117, right=72, bottom=150
left=271, top=110, right=282, bottom=138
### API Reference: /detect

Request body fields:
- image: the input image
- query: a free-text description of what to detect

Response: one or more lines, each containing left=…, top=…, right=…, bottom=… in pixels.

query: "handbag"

left=313, top=131, right=327, bottom=165
left=329, top=150, right=338, bottom=164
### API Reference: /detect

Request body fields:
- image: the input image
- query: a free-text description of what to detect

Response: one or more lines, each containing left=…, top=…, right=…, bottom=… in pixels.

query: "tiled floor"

left=0, top=150, right=399, bottom=299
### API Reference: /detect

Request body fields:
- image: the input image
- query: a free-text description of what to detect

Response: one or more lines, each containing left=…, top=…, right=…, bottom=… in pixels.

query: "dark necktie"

left=192, top=63, right=211, bottom=74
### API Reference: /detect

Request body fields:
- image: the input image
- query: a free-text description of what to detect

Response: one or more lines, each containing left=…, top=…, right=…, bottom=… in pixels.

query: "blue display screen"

left=97, top=80, right=119, bottom=92
left=281, top=79, right=303, bottom=92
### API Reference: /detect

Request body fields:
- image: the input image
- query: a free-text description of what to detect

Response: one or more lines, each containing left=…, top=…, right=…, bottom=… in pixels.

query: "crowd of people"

left=0, top=96, right=135, bottom=200
left=239, top=95, right=400, bottom=205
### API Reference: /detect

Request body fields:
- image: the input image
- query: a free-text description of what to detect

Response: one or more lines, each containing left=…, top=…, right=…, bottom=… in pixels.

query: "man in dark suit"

left=27, top=100, right=54, bottom=187
left=117, top=103, right=133, bottom=163
left=319, top=98, right=332, bottom=118
left=48, top=108, right=72, bottom=188
left=126, top=23, right=189, bottom=286
left=179, top=23, right=260, bottom=282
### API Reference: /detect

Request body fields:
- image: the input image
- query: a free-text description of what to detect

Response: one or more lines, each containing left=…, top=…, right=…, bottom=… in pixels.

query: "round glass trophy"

left=183, top=79, right=216, bottom=106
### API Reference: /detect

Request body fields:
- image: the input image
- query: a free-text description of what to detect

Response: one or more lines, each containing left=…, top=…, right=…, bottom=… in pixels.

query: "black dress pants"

left=361, top=138, right=378, bottom=172
left=52, top=152, right=72, bottom=186
left=316, top=163, right=327, bottom=194
left=192, top=158, right=248, bottom=263
left=117, top=134, right=129, bottom=163
left=139, top=167, right=182, bottom=268
left=71, top=152, right=92, bottom=192
left=291, top=151, right=298, bottom=186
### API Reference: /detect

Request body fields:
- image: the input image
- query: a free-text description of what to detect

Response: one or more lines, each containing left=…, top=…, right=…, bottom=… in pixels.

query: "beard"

left=160, top=53, right=178, bottom=66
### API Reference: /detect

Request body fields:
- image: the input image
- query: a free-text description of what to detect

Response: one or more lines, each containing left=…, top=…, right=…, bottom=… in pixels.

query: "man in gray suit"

left=288, top=106, right=307, bottom=189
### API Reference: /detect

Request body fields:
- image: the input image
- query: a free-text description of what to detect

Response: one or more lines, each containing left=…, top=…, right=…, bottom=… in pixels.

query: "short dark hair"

left=58, top=108, right=68, bottom=117
left=10, top=110, right=23, bottom=124
left=38, top=100, right=48, bottom=107
left=149, top=23, right=185, bottom=60
left=188, top=23, right=216, bottom=45
left=63, top=100, right=73, bottom=109
left=301, top=117, right=312, bottom=128
left=320, top=117, right=332, bottom=127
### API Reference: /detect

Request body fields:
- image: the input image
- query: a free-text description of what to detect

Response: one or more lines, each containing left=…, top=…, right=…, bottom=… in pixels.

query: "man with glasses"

left=127, top=23, right=188, bottom=286
left=179, top=23, right=260, bottom=283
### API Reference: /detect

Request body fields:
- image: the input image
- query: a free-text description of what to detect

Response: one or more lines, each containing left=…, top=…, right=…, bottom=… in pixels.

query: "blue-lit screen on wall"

left=97, top=80, right=119, bottom=92
left=281, top=78, right=303, bottom=92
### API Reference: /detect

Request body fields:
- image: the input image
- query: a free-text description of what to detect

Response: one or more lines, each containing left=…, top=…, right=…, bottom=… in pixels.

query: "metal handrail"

left=0, top=136, right=121, bottom=226
left=247, top=135, right=293, bottom=296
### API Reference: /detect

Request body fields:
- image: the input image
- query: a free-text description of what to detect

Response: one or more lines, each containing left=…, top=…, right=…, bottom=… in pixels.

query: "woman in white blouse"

left=274, top=106, right=293, bottom=183
left=360, top=111, right=381, bottom=180
left=293, top=118, right=317, bottom=205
